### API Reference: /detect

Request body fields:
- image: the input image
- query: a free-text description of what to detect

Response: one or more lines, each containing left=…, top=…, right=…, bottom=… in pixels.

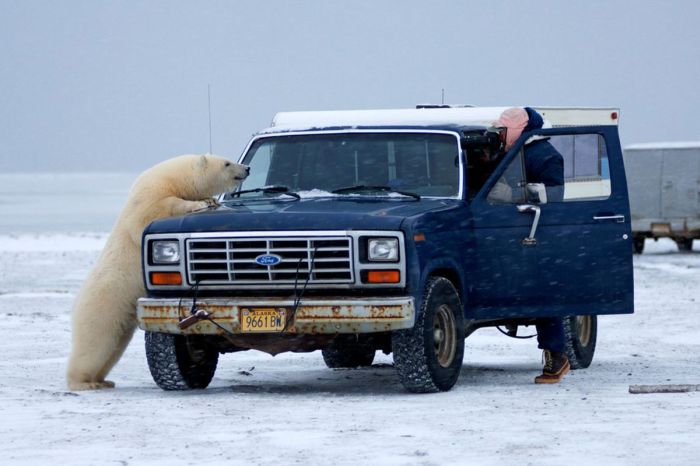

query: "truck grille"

left=186, top=236, right=354, bottom=286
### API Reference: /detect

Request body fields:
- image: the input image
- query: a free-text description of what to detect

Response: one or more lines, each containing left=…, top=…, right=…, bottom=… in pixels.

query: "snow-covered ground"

left=0, top=235, right=698, bottom=466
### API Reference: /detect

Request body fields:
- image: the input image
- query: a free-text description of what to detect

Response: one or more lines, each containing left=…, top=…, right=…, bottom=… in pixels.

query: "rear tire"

left=676, top=238, right=693, bottom=252
left=633, top=236, right=645, bottom=254
left=563, top=315, right=597, bottom=369
left=145, top=332, right=219, bottom=390
left=392, top=277, right=465, bottom=393
left=322, top=340, right=375, bottom=369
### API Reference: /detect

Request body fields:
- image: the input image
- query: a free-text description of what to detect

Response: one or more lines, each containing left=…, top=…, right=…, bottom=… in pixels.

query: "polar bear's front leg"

left=163, top=196, right=219, bottom=216
left=128, top=197, right=220, bottom=246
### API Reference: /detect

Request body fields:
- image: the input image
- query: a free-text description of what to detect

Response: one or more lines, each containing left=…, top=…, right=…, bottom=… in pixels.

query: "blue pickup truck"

left=137, top=106, right=633, bottom=393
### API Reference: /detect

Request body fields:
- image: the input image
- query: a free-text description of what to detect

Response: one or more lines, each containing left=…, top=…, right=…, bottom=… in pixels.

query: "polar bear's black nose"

left=245, top=166, right=250, bottom=175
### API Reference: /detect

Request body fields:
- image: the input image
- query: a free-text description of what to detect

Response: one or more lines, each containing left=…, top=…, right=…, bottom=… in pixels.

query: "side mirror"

left=526, top=183, right=548, bottom=204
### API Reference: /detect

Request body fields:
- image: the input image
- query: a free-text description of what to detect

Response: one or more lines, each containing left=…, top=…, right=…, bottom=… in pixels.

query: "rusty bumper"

left=136, top=296, right=415, bottom=335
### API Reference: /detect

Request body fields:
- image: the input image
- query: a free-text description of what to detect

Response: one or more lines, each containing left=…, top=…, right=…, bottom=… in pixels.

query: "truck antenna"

left=207, top=84, right=213, bottom=154
left=441, top=88, right=445, bottom=105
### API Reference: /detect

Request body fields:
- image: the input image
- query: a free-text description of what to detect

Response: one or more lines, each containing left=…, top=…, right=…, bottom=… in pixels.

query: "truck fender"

left=417, top=257, right=470, bottom=319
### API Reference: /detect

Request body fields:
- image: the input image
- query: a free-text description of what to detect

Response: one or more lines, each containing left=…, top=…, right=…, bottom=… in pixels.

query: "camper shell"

left=624, top=142, right=700, bottom=253
left=136, top=106, right=633, bottom=393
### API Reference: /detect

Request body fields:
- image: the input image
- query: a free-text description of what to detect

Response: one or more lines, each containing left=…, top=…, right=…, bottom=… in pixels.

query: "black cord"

left=283, top=246, right=317, bottom=331
left=175, top=279, right=201, bottom=318
left=177, top=279, right=241, bottom=342
left=204, top=315, right=237, bottom=337
left=496, top=326, right=538, bottom=339
left=176, top=281, right=198, bottom=322
left=179, top=247, right=318, bottom=336
left=190, top=280, right=201, bottom=315
left=281, top=257, right=303, bottom=332
left=177, top=291, right=185, bottom=321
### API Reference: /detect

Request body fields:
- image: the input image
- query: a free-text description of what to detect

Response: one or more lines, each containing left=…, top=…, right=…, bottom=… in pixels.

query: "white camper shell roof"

left=625, top=142, right=700, bottom=151
left=265, top=106, right=620, bottom=133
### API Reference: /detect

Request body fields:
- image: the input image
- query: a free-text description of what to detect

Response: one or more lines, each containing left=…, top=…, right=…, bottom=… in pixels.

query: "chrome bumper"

left=136, top=296, right=415, bottom=335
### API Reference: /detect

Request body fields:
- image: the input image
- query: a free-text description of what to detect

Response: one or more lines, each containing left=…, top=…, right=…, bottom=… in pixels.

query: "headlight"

left=368, top=238, right=399, bottom=262
left=152, top=241, right=180, bottom=264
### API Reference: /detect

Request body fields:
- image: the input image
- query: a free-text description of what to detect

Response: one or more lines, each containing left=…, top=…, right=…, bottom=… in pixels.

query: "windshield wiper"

left=229, top=185, right=300, bottom=200
left=331, top=185, right=421, bottom=200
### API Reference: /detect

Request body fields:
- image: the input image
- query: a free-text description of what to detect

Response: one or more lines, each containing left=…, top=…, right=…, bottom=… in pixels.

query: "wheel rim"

left=576, top=316, right=592, bottom=347
left=433, top=304, right=457, bottom=367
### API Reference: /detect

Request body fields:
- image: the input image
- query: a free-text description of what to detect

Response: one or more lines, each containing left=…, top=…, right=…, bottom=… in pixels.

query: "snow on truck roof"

left=264, top=106, right=620, bottom=133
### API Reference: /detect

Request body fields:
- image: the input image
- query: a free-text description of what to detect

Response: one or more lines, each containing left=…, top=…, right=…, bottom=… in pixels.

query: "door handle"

left=517, top=204, right=540, bottom=246
left=593, top=215, right=625, bottom=223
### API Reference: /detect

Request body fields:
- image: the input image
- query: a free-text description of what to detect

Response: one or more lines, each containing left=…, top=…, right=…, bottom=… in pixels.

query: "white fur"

left=66, top=154, right=248, bottom=390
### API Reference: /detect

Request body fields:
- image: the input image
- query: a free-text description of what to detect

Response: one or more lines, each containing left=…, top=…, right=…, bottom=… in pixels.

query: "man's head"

left=493, top=107, right=528, bottom=151
left=493, top=107, right=546, bottom=151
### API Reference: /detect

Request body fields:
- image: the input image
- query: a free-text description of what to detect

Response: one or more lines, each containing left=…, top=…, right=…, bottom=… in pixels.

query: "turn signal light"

left=151, top=272, right=183, bottom=286
left=366, top=270, right=400, bottom=284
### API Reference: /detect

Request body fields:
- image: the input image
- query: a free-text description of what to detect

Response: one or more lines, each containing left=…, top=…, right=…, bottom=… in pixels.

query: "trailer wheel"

left=675, top=238, right=693, bottom=252
left=633, top=235, right=645, bottom=254
left=145, top=332, right=218, bottom=390
left=392, top=277, right=465, bottom=393
left=563, top=315, right=597, bottom=369
left=322, top=340, right=375, bottom=368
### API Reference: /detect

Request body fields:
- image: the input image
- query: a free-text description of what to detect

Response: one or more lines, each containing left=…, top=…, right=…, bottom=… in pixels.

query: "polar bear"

left=66, top=154, right=249, bottom=390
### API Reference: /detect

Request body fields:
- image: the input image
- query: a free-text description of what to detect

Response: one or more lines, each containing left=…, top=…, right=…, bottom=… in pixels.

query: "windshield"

left=235, top=132, right=461, bottom=198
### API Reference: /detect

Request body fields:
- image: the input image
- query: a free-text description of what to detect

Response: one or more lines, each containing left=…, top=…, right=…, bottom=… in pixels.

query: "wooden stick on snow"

left=629, top=384, right=700, bottom=394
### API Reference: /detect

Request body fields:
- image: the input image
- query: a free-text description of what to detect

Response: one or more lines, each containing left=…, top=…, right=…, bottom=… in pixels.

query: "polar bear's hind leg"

left=67, top=292, right=137, bottom=391
left=68, top=379, right=116, bottom=391
left=96, top=323, right=137, bottom=382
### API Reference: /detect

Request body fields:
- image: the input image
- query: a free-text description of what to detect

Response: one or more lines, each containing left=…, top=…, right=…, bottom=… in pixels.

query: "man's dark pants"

left=536, top=317, right=566, bottom=353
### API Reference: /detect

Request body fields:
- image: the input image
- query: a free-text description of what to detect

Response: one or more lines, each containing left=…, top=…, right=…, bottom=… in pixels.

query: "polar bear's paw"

left=190, top=198, right=219, bottom=212
left=68, top=380, right=116, bottom=391
left=203, top=198, right=220, bottom=208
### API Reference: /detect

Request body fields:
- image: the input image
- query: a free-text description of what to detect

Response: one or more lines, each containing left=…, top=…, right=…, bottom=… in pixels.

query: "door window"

left=486, top=133, right=611, bottom=203
left=546, top=134, right=611, bottom=201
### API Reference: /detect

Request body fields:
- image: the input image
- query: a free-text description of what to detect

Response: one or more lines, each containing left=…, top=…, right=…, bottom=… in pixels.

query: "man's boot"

left=535, top=350, right=570, bottom=384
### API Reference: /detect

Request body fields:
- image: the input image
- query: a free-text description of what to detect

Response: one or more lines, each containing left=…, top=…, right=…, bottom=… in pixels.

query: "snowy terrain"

left=1, top=233, right=698, bottom=466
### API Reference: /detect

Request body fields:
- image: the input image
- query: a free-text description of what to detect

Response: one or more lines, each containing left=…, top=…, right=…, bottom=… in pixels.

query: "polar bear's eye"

left=225, top=162, right=231, bottom=167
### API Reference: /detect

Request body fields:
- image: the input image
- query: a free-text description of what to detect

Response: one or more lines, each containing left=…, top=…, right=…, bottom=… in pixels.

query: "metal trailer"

left=624, top=142, right=700, bottom=253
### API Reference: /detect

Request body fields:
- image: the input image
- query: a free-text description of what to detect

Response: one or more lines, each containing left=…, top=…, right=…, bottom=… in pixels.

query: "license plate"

left=240, top=308, right=287, bottom=332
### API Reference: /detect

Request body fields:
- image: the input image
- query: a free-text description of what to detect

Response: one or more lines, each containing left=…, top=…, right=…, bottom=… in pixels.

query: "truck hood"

left=145, top=197, right=457, bottom=234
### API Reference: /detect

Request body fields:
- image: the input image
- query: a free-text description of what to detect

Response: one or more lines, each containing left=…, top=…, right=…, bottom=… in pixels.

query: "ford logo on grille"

left=255, top=254, right=282, bottom=266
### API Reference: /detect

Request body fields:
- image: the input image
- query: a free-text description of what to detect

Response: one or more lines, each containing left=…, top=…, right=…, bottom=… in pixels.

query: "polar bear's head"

left=143, top=154, right=249, bottom=200
left=193, top=154, right=249, bottom=198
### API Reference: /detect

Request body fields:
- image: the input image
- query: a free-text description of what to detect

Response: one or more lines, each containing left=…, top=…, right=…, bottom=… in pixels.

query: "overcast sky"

left=2, top=1, right=699, bottom=172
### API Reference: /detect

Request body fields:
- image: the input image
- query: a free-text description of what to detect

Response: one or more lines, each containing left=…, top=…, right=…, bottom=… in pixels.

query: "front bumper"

left=136, top=296, right=415, bottom=335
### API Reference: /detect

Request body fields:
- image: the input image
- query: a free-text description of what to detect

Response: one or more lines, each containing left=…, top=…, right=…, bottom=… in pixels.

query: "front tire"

left=633, top=235, right=645, bottom=254
left=392, top=277, right=465, bottom=393
left=563, top=315, right=597, bottom=369
left=145, top=332, right=219, bottom=390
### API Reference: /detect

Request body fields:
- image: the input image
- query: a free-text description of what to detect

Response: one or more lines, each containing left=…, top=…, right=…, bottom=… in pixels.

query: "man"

left=494, top=107, right=569, bottom=384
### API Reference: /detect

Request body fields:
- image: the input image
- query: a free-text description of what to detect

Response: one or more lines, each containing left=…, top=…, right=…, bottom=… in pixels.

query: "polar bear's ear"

left=196, top=155, right=208, bottom=169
